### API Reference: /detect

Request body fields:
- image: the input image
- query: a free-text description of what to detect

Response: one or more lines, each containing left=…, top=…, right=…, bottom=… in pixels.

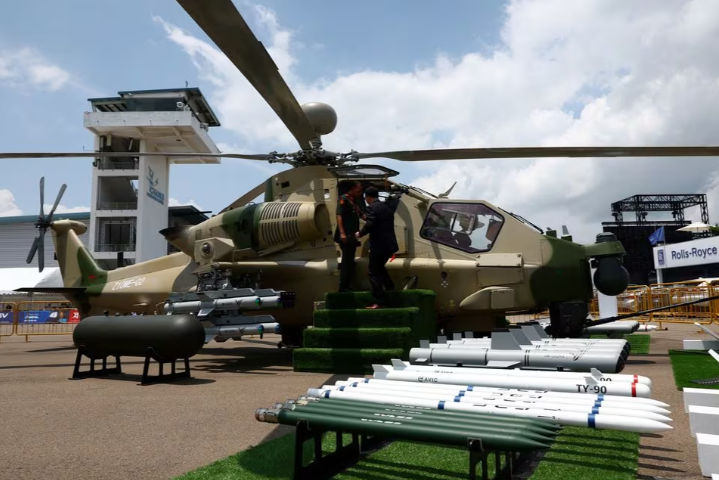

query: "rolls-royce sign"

left=653, top=236, right=719, bottom=269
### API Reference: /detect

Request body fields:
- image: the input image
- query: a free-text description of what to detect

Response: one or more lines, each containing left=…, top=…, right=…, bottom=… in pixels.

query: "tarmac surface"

left=0, top=334, right=330, bottom=480
left=0, top=323, right=713, bottom=480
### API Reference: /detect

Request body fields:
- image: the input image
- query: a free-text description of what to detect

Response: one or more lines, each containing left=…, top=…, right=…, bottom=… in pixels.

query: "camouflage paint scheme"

left=50, top=164, right=624, bottom=333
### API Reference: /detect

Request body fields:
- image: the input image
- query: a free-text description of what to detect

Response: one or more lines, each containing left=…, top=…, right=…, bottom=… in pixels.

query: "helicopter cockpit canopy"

left=329, top=165, right=399, bottom=179
left=420, top=202, right=504, bottom=254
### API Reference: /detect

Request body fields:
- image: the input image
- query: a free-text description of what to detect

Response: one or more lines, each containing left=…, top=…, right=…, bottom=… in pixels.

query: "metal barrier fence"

left=0, top=302, right=16, bottom=339
left=0, top=301, right=80, bottom=342
left=590, top=281, right=719, bottom=326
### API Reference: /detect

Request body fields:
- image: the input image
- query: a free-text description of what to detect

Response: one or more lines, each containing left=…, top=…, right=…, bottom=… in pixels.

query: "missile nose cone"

left=634, top=383, right=652, bottom=398
left=306, top=388, right=324, bottom=398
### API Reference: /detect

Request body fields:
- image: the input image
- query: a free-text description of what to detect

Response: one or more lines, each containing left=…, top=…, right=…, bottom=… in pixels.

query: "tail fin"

left=50, top=220, right=107, bottom=288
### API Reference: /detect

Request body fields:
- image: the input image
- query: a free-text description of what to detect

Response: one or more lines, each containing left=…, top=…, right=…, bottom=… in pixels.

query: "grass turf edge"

left=669, top=349, right=719, bottom=390
left=175, top=426, right=639, bottom=480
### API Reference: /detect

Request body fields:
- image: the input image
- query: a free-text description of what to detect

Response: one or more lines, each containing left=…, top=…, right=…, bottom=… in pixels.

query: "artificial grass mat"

left=529, top=427, right=639, bottom=479
left=625, top=334, right=650, bottom=354
left=176, top=427, right=638, bottom=480
left=590, top=333, right=650, bottom=355
left=669, top=349, right=719, bottom=390
left=293, top=348, right=406, bottom=373
left=303, top=327, right=413, bottom=349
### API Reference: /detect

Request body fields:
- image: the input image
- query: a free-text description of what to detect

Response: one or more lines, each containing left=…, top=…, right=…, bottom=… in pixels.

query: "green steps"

left=293, top=289, right=438, bottom=374
left=314, top=307, right=419, bottom=328
left=326, top=289, right=436, bottom=309
left=303, top=327, right=413, bottom=349
left=293, top=348, right=406, bottom=374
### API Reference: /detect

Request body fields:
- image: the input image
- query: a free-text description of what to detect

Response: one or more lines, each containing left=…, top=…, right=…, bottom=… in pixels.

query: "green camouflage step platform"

left=293, top=348, right=406, bottom=374
left=303, top=327, right=413, bottom=349
left=293, top=290, right=437, bottom=374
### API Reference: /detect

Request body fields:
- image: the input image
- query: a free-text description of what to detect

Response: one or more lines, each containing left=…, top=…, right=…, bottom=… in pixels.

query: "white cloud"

left=0, top=47, right=71, bottom=91
left=159, top=0, right=719, bottom=243
left=0, top=189, right=22, bottom=216
left=43, top=204, right=90, bottom=214
left=169, top=197, right=204, bottom=211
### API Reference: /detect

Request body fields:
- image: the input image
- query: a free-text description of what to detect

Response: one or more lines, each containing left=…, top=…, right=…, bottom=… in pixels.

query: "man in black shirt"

left=334, top=181, right=364, bottom=291
left=356, top=186, right=402, bottom=308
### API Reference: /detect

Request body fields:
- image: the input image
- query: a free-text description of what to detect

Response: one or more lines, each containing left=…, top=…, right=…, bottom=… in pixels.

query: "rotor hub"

left=301, top=102, right=337, bottom=136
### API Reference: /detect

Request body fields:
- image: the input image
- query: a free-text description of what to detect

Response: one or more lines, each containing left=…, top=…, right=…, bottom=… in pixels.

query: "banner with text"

left=653, top=236, right=719, bottom=269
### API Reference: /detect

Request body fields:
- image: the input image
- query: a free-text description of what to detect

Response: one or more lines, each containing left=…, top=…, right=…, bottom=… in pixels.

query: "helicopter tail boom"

left=50, top=219, right=107, bottom=289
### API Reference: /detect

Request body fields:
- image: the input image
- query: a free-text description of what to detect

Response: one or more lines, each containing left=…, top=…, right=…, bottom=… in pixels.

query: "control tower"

left=84, top=88, right=220, bottom=268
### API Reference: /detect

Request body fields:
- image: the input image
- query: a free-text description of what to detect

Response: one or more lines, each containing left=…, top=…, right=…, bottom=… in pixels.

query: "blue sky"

left=2, top=1, right=719, bottom=243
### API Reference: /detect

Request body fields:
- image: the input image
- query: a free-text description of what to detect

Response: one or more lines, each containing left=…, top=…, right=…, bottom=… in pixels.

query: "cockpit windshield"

left=420, top=202, right=504, bottom=253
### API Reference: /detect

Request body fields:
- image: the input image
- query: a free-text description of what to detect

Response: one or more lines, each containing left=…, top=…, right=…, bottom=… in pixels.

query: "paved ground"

left=0, top=323, right=713, bottom=480
left=633, top=322, right=706, bottom=479
left=0, top=334, right=330, bottom=480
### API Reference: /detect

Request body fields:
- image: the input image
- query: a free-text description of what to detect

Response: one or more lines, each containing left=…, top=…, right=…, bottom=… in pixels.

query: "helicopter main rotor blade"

left=177, top=0, right=319, bottom=150
left=354, top=146, right=719, bottom=161
left=0, top=152, right=284, bottom=161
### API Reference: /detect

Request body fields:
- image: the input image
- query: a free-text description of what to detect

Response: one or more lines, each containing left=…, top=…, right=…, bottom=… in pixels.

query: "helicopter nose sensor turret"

left=301, top=102, right=337, bottom=136
left=589, top=233, right=630, bottom=296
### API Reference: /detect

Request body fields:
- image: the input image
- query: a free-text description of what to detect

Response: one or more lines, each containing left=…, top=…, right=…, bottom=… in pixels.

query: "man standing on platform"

left=356, top=186, right=403, bottom=308
left=334, top=181, right=364, bottom=291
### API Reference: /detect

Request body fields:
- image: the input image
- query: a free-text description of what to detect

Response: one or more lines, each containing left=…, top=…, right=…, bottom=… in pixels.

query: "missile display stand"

left=291, top=420, right=372, bottom=480
left=140, top=347, right=192, bottom=385
left=72, top=347, right=122, bottom=379
left=290, top=421, right=515, bottom=480
left=72, top=344, right=193, bottom=385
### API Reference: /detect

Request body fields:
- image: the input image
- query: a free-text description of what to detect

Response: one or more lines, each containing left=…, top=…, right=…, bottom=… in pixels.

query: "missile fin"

left=486, top=361, right=521, bottom=368
left=373, top=364, right=390, bottom=378
left=491, top=330, right=522, bottom=350
left=391, top=359, right=407, bottom=369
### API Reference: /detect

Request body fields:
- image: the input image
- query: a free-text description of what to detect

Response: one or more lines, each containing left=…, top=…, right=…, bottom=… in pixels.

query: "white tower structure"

left=84, top=88, right=220, bottom=268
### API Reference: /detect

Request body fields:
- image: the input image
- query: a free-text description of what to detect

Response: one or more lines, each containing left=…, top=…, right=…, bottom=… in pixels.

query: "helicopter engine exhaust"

left=160, top=201, right=330, bottom=259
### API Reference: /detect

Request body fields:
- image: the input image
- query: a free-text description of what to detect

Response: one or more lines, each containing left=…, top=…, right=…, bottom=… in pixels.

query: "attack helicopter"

left=6, top=0, right=719, bottom=343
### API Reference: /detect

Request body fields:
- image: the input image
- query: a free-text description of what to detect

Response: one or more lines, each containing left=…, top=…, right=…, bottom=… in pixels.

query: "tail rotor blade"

left=47, top=184, right=67, bottom=221
left=26, top=237, right=40, bottom=265
left=39, top=177, right=45, bottom=220
left=38, top=233, right=45, bottom=272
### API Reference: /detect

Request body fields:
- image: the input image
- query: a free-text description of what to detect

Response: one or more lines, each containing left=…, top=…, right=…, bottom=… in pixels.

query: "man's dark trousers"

left=368, top=249, right=394, bottom=304
left=338, top=241, right=357, bottom=291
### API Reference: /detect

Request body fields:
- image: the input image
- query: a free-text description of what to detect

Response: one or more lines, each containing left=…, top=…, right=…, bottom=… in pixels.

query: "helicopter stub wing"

left=353, top=146, right=719, bottom=161
left=177, top=0, right=319, bottom=150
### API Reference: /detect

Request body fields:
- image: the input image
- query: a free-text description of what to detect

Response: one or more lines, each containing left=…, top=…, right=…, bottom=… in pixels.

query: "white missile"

left=307, top=388, right=671, bottom=433
left=392, top=360, right=651, bottom=387
left=373, top=364, right=651, bottom=397
left=409, top=346, right=626, bottom=373
left=586, top=321, right=640, bottom=334
left=636, top=324, right=658, bottom=332
left=322, top=383, right=671, bottom=422
left=333, top=379, right=669, bottom=414
left=347, top=377, right=670, bottom=408
left=436, top=342, right=627, bottom=355
left=412, top=329, right=628, bottom=372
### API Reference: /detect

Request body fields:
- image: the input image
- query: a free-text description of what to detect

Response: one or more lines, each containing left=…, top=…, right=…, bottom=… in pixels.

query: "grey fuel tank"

left=73, top=314, right=205, bottom=361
